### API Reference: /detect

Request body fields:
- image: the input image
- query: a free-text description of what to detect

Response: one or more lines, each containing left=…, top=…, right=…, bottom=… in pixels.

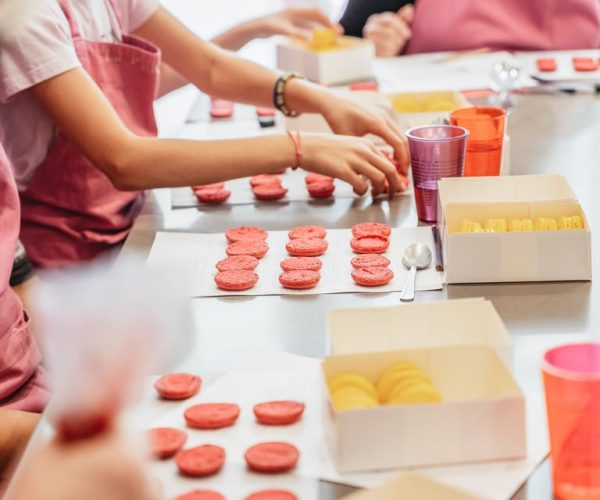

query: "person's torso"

left=405, top=0, right=600, bottom=54
left=0, top=0, right=127, bottom=191
left=0, top=145, right=46, bottom=412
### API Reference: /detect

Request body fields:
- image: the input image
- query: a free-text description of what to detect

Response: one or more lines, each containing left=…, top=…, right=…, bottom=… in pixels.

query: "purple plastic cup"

left=405, top=125, right=469, bottom=222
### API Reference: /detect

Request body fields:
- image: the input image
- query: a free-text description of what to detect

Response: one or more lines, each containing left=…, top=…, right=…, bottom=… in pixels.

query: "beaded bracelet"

left=273, top=72, right=303, bottom=117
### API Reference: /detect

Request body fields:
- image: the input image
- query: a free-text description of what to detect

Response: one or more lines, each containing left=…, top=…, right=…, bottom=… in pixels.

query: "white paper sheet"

left=145, top=227, right=443, bottom=297
left=375, top=51, right=536, bottom=94
left=148, top=363, right=548, bottom=500
left=515, top=49, right=600, bottom=84
left=174, top=91, right=413, bottom=210
left=170, top=169, right=408, bottom=210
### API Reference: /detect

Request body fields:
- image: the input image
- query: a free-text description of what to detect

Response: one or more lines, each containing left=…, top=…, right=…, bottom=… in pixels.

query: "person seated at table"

left=0, top=0, right=408, bottom=270
left=339, top=0, right=600, bottom=57
left=0, top=145, right=48, bottom=492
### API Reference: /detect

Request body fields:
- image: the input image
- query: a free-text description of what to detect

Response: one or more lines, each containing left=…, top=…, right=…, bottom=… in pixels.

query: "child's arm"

left=0, top=410, right=39, bottom=486
left=211, top=8, right=337, bottom=52
left=157, top=9, right=338, bottom=97
left=133, top=7, right=408, bottom=169
left=32, top=69, right=401, bottom=195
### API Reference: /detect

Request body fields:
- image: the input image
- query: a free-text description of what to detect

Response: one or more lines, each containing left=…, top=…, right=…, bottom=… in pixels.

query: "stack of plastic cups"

left=449, top=107, right=507, bottom=177
left=542, top=343, right=600, bottom=499
left=405, top=125, right=469, bottom=222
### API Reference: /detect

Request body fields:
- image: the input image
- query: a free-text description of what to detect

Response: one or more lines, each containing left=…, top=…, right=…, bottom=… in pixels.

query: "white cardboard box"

left=276, top=36, right=375, bottom=85
left=322, top=345, right=526, bottom=472
left=438, top=175, right=592, bottom=283
left=328, top=298, right=513, bottom=366
left=342, top=472, right=483, bottom=500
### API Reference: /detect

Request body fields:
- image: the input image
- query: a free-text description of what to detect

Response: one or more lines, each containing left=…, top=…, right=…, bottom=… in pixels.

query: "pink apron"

left=19, top=0, right=160, bottom=269
left=405, top=0, right=600, bottom=54
left=0, top=146, right=47, bottom=413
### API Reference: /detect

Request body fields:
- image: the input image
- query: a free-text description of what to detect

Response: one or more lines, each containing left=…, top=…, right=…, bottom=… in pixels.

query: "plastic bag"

left=33, top=255, right=192, bottom=441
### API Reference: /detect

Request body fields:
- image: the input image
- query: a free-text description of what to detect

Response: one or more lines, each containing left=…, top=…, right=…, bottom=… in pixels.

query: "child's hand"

left=7, top=429, right=158, bottom=500
left=254, top=8, right=343, bottom=41
left=363, top=5, right=414, bottom=57
left=320, top=97, right=409, bottom=176
left=301, top=134, right=407, bottom=197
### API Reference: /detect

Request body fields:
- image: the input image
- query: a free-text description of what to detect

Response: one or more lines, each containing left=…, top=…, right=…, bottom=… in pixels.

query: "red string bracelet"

left=287, top=131, right=302, bottom=170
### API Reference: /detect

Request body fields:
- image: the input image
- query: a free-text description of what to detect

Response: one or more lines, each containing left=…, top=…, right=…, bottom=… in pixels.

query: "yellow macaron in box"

left=459, top=215, right=584, bottom=233
left=327, top=361, right=441, bottom=411
left=459, top=215, right=583, bottom=233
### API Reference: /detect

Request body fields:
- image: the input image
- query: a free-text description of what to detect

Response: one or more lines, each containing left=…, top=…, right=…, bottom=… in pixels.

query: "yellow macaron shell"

left=328, top=373, right=378, bottom=401
left=459, top=219, right=473, bottom=233
left=331, top=386, right=379, bottom=411
left=308, top=28, right=338, bottom=51
left=387, top=382, right=442, bottom=405
left=558, top=216, right=572, bottom=230
left=423, top=97, right=456, bottom=112
left=571, top=215, right=583, bottom=229
left=521, top=218, right=534, bottom=231
left=382, top=377, right=435, bottom=404
left=377, top=362, right=420, bottom=381
left=508, top=219, right=522, bottom=232
left=484, top=218, right=507, bottom=233
left=376, top=366, right=432, bottom=402
left=377, top=369, right=432, bottom=401
left=391, top=96, right=422, bottom=113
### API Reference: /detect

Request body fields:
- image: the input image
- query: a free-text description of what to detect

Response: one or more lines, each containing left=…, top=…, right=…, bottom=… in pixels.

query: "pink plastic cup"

left=542, top=343, right=600, bottom=499
left=405, top=125, right=469, bottom=222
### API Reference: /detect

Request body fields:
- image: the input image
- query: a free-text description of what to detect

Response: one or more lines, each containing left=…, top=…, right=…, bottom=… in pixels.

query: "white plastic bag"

left=33, top=255, right=192, bottom=440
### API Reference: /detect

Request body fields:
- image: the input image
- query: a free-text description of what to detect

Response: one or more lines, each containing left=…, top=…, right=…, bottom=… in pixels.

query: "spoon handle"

left=400, top=265, right=417, bottom=302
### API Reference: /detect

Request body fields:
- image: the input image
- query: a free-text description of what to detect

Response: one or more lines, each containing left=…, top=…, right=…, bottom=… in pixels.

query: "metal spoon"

left=490, top=61, right=521, bottom=109
left=400, top=243, right=433, bottom=302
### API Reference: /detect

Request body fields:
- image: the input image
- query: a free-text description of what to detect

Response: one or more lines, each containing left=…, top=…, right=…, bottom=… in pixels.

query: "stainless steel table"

left=122, top=93, right=600, bottom=499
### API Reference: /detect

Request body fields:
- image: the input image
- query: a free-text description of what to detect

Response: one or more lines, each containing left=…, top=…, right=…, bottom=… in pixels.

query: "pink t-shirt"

left=0, top=0, right=160, bottom=191
left=405, top=0, right=600, bottom=54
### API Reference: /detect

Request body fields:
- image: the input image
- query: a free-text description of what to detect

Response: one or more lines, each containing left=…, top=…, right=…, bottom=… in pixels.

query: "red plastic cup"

left=449, top=107, right=507, bottom=177
left=405, top=125, right=469, bottom=222
left=542, top=343, right=600, bottom=499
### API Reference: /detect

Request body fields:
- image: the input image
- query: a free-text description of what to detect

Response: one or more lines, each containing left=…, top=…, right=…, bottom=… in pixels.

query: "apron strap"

left=58, top=0, right=82, bottom=40
left=58, top=0, right=124, bottom=41
left=105, top=0, right=125, bottom=32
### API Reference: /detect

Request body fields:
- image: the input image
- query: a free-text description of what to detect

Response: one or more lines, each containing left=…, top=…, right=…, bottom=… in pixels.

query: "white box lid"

left=328, top=298, right=512, bottom=358
left=438, top=174, right=577, bottom=207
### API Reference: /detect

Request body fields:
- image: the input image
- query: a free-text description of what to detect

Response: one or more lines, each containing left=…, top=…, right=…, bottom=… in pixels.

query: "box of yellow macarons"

left=277, top=28, right=375, bottom=85
left=438, top=174, right=592, bottom=283
left=389, top=90, right=471, bottom=129
left=322, top=299, right=525, bottom=472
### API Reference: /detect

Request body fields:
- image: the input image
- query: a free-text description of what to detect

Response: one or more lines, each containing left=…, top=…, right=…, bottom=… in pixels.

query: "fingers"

left=287, top=7, right=336, bottom=30
left=335, top=167, right=369, bottom=196
left=366, top=148, right=402, bottom=197
left=363, top=12, right=411, bottom=57
left=365, top=12, right=409, bottom=40
left=398, top=4, right=415, bottom=24
left=351, top=158, right=388, bottom=197
left=284, top=25, right=313, bottom=40
left=364, top=31, right=401, bottom=58
left=384, top=115, right=410, bottom=176
left=367, top=116, right=410, bottom=177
